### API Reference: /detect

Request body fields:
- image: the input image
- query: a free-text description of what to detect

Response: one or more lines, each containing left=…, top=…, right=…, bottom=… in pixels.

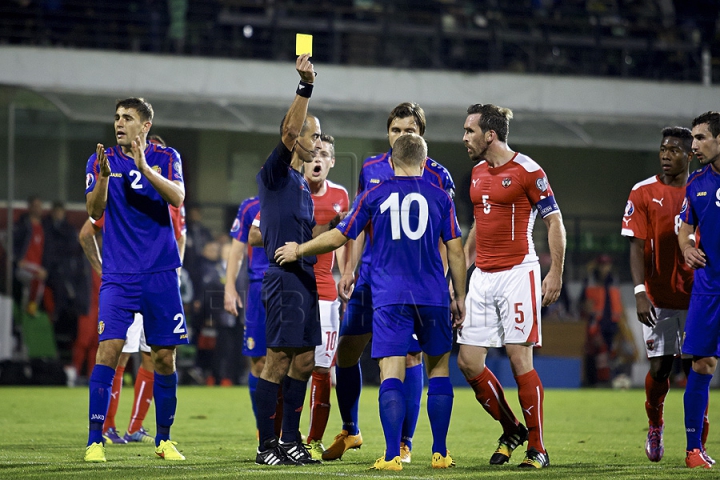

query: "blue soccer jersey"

left=256, top=142, right=316, bottom=267
left=230, top=196, right=269, bottom=282
left=338, top=176, right=461, bottom=308
left=355, top=150, right=455, bottom=279
left=682, top=165, right=720, bottom=295
left=85, top=143, right=182, bottom=274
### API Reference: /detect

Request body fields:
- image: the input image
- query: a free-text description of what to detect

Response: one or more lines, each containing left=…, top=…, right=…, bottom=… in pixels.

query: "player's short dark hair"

left=387, top=102, right=426, bottom=136
left=148, top=134, right=166, bottom=147
left=116, top=97, right=154, bottom=122
left=27, top=195, right=40, bottom=205
left=392, top=133, right=427, bottom=168
left=51, top=200, right=65, bottom=210
left=466, top=104, right=513, bottom=142
left=692, top=111, right=720, bottom=138
left=661, top=126, right=693, bottom=152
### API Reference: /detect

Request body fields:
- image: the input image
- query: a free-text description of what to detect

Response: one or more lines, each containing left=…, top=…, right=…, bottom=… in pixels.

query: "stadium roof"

left=1, top=46, right=716, bottom=151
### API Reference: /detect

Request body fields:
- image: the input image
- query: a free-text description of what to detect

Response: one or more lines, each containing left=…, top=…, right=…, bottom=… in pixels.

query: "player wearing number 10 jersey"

left=273, top=134, right=467, bottom=470
left=457, top=104, right=566, bottom=469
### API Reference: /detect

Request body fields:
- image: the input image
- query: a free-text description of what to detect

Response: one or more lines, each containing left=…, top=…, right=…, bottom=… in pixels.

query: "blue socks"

left=87, top=364, right=115, bottom=446
left=685, top=369, right=712, bottom=450
left=280, top=376, right=307, bottom=444
left=154, top=372, right=178, bottom=446
left=402, top=363, right=423, bottom=450
left=248, top=373, right=259, bottom=419
left=427, top=376, right=454, bottom=455
left=379, top=378, right=405, bottom=461
left=255, top=377, right=280, bottom=447
left=337, top=364, right=362, bottom=435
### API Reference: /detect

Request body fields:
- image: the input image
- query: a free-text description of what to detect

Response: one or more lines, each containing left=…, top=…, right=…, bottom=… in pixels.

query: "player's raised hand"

left=275, top=242, right=300, bottom=265
left=296, top=54, right=315, bottom=83
left=130, top=135, right=149, bottom=171
left=96, top=143, right=111, bottom=177
left=541, top=270, right=562, bottom=307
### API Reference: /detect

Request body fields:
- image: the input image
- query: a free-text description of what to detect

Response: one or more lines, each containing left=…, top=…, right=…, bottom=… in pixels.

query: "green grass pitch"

left=0, top=385, right=716, bottom=478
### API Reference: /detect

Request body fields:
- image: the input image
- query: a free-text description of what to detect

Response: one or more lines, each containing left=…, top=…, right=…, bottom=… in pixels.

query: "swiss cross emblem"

left=502, top=177, right=512, bottom=188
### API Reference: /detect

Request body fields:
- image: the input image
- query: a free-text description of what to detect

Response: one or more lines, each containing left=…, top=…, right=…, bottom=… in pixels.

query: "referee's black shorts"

left=262, top=264, right=321, bottom=349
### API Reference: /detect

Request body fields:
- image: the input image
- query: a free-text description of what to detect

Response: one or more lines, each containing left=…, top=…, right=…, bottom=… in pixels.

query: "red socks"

left=467, top=367, right=519, bottom=433
left=103, top=365, right=125, bottom=431
left=516, top=369, right=545, bottom=453
left=644, top=371, right=669, bottom=427
left=127, top=367, right=154, bottom=434
left=307, top=371, right=332, bottom=443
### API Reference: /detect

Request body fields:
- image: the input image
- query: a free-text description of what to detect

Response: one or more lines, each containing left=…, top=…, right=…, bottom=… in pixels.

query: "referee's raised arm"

left=281, top=53, right=315, bottom=151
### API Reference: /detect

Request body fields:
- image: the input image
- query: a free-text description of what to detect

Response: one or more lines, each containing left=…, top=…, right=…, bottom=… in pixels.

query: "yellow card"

left=296, top=33, right=313, bottom=56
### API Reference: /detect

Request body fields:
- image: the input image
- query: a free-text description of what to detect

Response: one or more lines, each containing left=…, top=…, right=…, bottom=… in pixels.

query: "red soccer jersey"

left=23, top=222, right=44, bottom=265
left=621, top=175, right=692, bottom=309
left=312, top=180, right=349, bottom=301
left=470, top=153, right=560, bottom=272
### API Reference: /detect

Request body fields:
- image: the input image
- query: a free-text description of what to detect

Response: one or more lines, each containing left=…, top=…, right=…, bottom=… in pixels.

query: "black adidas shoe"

left=279, top=440, right=321, bottom=465
left=518, top=448, right=550, bottom=469
left=256, top=438, right=298, bottom=466
left=489, top=423, right=529, bottom=465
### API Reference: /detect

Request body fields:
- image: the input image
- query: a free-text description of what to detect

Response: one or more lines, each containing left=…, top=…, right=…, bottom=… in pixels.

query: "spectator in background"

left=192, top=240, right=238, bottom=386
left=184, top=205, right=214, bottom=293
left=42, top=201, right=88, bottom=346
left=168, top=0, right=188, bottom=53
left=13, top=195, right=47, bottom=315
left=582, top=254, right=623, bottom=386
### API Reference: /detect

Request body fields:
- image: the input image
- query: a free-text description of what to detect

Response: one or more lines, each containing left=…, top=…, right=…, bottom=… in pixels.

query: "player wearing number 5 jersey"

left=621, top=127, right=704, bottom=464
left=457, top=104, right=566, bottom=470
left=274, top=134, right=467, bottom=471
left=83, top=97, right=187, bottom=463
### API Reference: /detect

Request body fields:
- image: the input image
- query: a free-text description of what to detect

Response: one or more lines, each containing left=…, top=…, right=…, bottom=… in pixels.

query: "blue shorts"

left=371, top=304, right=452, bottom=359
left=341, top=274, right=421, bottom=353
left=684, top=294, right=720, bottom=357
left=243, top=279, right=267, bottom=357
left=262, top=265, right=321, bottom=349
left=340, top=276, right=373, bottom=336
left=98, top=270, right=188, bottom=347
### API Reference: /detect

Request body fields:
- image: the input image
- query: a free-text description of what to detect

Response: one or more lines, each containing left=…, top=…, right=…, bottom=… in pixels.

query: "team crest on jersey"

left=502, top=177, right=512, bottom=188
left=152, top=165, right=162, bottom=174
left=431, top=162, right=437, bottom=167
left=247, top=337, right=255, bottom=350
left=86, top=173, right=94, bottom=189
left=536, top=177, right=549, bottom=192
left=98, top=321, right=105, bottom=335
left=646, top=339, right=655, bottom=351
left=624, top=200, right=635, bottom=216
left=680, top=197, right=688, bottom=214
left=333, top=203, right=342, bottom=213
left=231, top=218, right=241, bottom=233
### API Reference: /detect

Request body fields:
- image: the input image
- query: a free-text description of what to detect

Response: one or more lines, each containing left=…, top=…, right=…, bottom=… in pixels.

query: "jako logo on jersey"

left=98, top=321, right=105, bottom=335
left=697, top=191, right=707, bottom=196
left=247, top=337, right=255, bottom=350
left=502, top=177, right=512, bottom=188
left=680, top=197, right=688, bottom=214
left=231, top=218, right=241, bottom=233
left=624, top=200, right=635, bottom=216
left=86, top=173, right=94, bottom=188
left=536, top=177, right=549, bottom=192
left=370, top=179, right=380, bottom=184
